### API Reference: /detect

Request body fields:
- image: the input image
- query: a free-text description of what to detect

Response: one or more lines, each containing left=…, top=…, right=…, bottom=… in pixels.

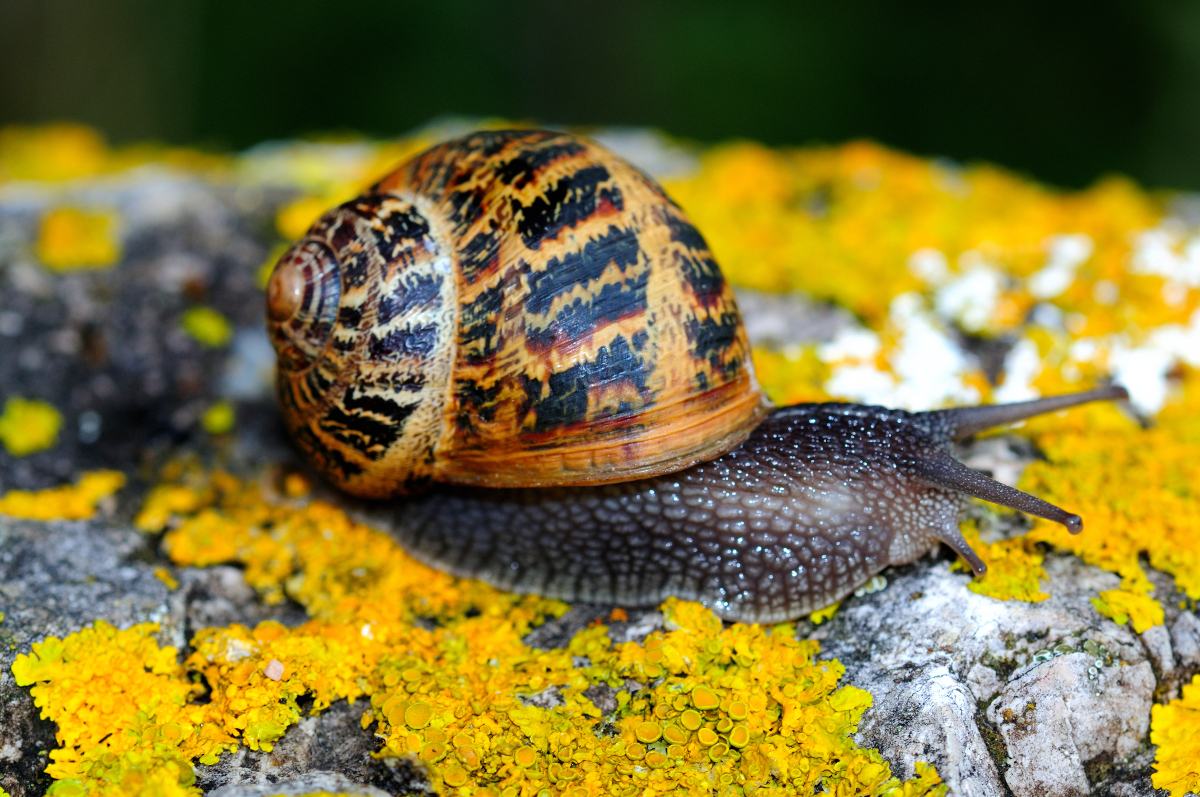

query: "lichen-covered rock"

left=3, top=125, right=1198, bottom=797
left=0, top=517, right=180, bottom=796
left=813, top=552, right=1180, bottom=796
left=206, top=771, right=394, bottom=797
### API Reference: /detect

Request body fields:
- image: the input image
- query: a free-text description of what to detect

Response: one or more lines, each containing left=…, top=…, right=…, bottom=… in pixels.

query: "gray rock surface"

left=207, top=771, right=394, bottom=797
left=1, top=135, right=1194, bottom=796
left=811, top=553, right=1181, bottom=796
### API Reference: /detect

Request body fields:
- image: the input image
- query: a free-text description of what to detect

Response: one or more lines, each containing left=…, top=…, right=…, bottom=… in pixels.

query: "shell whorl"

left=272, top=194, right=458, bottom=494
left=270, top=129, right=769, bottom=498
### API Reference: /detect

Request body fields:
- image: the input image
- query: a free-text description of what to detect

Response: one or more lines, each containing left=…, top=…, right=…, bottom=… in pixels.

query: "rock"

left=178, top=565, right=308, bottom=637
left=986, top=653, right=1154, bottom=797
left=195, top=701, right=386, bottom=793
left=813, top=552, right=1175, bottom=796
left=853, top=664, right=1004, bottom=797
left=2, top=135, right=1196, bottom=797
left=0, top=516, right=178, bottom=796
left=207, top=771, right=393, bottom=797
left=1172, top=610, right=1200, bottom=669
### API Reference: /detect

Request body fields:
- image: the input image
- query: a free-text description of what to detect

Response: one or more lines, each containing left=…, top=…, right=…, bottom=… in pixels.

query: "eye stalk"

left=265, top=239, right=342, bottom=370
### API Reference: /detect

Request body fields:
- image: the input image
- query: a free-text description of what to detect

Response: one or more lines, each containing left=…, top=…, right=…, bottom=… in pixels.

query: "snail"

left=266, top=129, right=1127, bottom=623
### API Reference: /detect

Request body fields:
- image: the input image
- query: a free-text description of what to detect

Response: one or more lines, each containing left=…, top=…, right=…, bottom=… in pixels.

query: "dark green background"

left=3, top=0, right=1200, bottom=190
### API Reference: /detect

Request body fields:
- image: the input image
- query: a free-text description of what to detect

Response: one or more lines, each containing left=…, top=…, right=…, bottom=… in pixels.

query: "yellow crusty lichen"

left=0, top=470, right=125, bottom=521
left=807, top=602, right=840, bottom=626
left=1151, top=674, right=1200, bottom=796
left=0, top=124, right=110, bottom=182
left=664, top=141, right=1167, bottom=331
left=1090, top=584, right=1166, bottom=634
left=134, top=485, right=214, bottom=533
left=11, top=621, right=233, bottom=796
left=14, top=470, right=946, bottom=796
left=36, top=207, right=122, bottom=271
left=180, top=306, right=234, bottom=348
left=949, top=520, right=1048, bottom=603
left=0, top=396, right=63, bottom=457
left=201, top=401, right=236, bottom=435
left=0, top=123, right=229, bottom=185
left=1019, top=375, right=1200, bottom=629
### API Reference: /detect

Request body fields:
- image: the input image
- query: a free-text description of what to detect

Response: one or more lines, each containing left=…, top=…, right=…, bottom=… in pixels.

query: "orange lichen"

left=950, top=520, right=1049, bottom=603
left=1020, top=375, right=1200, bottom=627
left=0, top=396, right=63, bottom=457
left=0, top=470, right=125, bottom=521
left=14, top=470, right=946, bottom=796
left=1091, top=584, right=1165, bottom=634
left=1151, top=674, right=1200, bottom=796
left=36, top=207, right=121, bottom=271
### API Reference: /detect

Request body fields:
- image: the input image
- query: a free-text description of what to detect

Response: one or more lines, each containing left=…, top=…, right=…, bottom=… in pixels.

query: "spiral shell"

left=268, top=129, right=770, bottom=498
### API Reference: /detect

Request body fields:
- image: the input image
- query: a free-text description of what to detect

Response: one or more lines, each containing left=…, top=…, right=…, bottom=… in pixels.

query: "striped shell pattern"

left=267, top=130, right=770, bottom=498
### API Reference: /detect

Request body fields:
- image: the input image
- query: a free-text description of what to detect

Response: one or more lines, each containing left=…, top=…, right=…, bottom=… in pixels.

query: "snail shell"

left=268, top=129, right=769, bottom=498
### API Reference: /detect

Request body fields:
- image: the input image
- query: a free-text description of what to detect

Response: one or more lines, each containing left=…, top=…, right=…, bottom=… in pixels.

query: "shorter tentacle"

left=910, top=446, right=1084, bottom=534
left=928, top=385, right=1128, bottom=442
left=928, top=510, right=988, bottom=576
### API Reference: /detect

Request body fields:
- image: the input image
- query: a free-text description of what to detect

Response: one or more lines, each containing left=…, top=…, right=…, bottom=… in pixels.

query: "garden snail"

left=267, top=129, right=1127, bottom=623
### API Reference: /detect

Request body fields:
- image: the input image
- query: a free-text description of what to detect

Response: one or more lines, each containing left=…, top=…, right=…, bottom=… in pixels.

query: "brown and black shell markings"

left=269, top=130, right=770, bottom=498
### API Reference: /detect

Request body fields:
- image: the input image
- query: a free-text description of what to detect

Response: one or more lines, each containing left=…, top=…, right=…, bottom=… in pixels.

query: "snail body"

left=268, top=129, right=1126, bottom=623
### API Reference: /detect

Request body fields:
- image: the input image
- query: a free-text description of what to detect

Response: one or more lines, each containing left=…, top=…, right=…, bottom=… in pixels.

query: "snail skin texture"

left=267, top=129, right=1128, bottom=623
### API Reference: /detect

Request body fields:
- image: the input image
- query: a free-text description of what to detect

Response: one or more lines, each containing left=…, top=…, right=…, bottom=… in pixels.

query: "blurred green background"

left=2, top=0, right=1200, bottom=190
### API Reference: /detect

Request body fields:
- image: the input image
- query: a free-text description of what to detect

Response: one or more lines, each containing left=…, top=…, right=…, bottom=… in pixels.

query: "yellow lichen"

left=133, top=483, right=216, bottom=533
left=154, top=567, right=180, bottom=591
left=180, top=306, right=233, bottom=349
left=1020, top=377, right=1200, bottom=624
left=950, top=520, right=1049, bottom=603
left=13, top=471, right=947, bottom=796
left=808, top=602, right=841, bottom=625
left=0, top=471, right=125, bottom=521
left=750, top=346, right=830, bottom=406
left=0, top=396, right=63, bottom=457
left=1091, top=583, right=1165, bottom=634
left=0, top=124, right=110, bottom=182
left=36, top=207, right=121, bottom=271
left=666, top=142, right=1168, bottom=331
left=1151, top=674, right=1200, bottom=796
left=11, top=621, right=233, bottom=796
left=276, top=194, right=346, bottom=241
left=201, top=401, right=236, bottom=435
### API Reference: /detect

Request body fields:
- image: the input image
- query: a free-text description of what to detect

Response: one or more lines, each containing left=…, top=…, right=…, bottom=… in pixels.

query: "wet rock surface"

left=1, top=152, right=1193, bottom=797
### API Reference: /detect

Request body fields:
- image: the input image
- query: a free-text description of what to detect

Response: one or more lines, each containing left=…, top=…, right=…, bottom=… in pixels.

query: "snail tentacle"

left=908, top=442, right=1083, bottom=532
left=930, top=384, right=1128, bottom=442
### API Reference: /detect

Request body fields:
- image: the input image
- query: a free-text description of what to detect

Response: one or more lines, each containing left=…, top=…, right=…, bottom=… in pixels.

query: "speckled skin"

left=378, top=389, right=1124, bottom=623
